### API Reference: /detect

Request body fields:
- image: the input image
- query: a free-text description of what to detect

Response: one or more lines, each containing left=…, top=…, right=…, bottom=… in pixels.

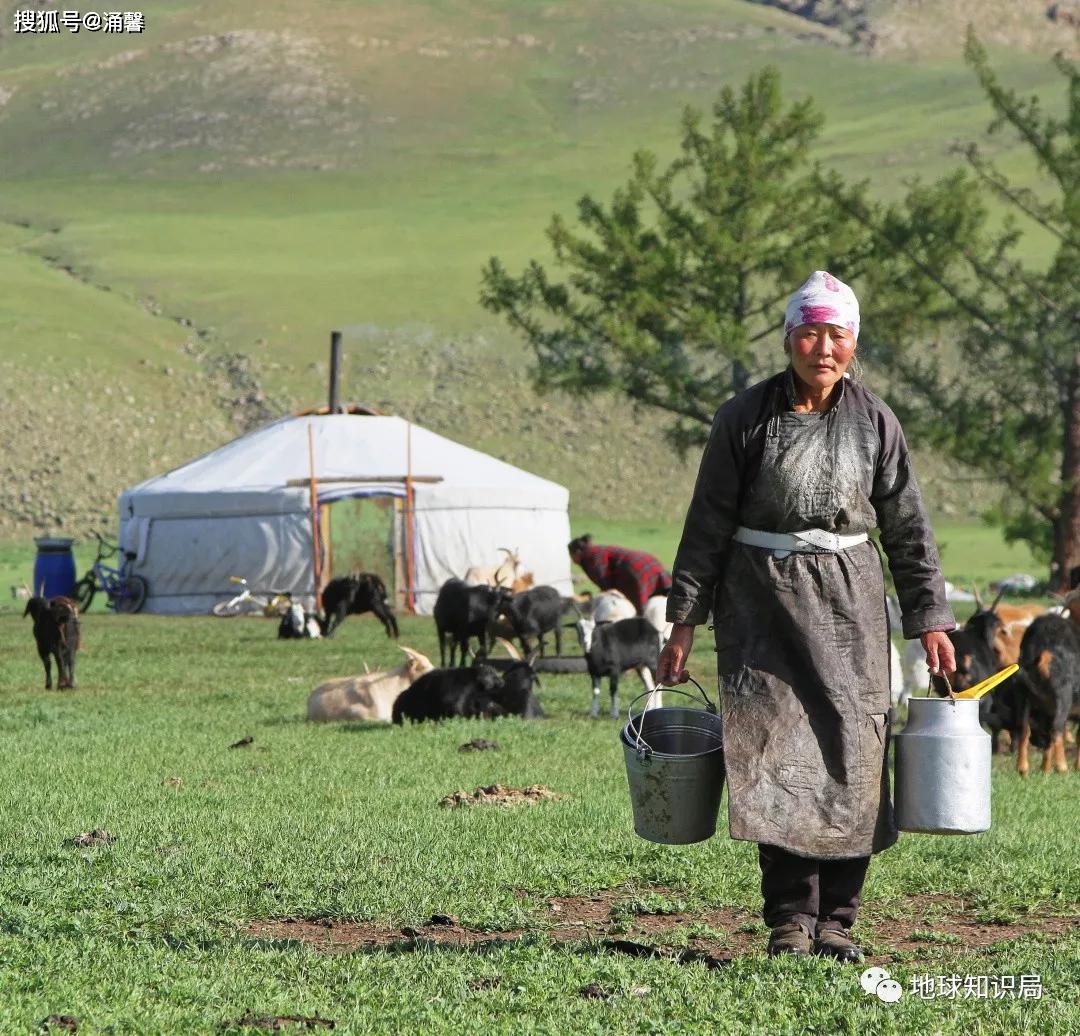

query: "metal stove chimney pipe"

left=328, top=330, right=342, bottom=413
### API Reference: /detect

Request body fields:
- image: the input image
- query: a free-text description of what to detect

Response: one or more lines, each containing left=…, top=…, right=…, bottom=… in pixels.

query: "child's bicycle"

left=211, top=576, right=294, bottom=618
left=73, top=531, right=149, bottom=613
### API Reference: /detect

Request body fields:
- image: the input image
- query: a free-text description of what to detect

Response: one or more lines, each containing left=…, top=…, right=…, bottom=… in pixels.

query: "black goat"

left=391, top=660, right=543, bottom=724
left=491, top=658, right=544, bottom=719
left=499, top=585, right=565, bottom=657
left=319, top=573, right=398, bottom=638
left=576, top=615, right=659, bottom=720
left=24, top=596, right=80, bottom=689
left=1016, top=613, right=1080, bottom=776
left=434, top=579, right=510, bottom=667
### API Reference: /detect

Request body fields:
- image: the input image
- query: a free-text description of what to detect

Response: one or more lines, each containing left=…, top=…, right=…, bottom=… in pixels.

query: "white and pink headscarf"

left=783, top=271, right=860, bottom=340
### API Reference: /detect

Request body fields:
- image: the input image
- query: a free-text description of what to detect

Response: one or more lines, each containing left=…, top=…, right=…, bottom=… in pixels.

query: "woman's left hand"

left=921, top=630, right=956, bottom=676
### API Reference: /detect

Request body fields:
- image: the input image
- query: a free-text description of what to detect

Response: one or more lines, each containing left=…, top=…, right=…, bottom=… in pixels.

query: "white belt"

left=732, top=526, right=868, bottom=558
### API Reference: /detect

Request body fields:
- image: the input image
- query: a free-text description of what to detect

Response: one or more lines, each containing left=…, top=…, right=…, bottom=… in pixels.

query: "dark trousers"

left=758, top=843, right=870, bottom=935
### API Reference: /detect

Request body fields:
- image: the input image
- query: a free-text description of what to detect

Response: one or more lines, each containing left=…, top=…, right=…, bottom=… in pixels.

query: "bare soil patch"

left=40, top=1016, right=79, bottom=1033
left=224, top=1016, right=335, bottom=1032
left=69, top=828, right=115, bottom=848
left=438, top=783, right=561, bottom=808
left=245, top=887, right=1078, bottom=965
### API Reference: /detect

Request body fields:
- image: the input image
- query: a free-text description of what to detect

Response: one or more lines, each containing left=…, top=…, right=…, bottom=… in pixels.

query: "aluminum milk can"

left=894, top=697, right=991, bottom=834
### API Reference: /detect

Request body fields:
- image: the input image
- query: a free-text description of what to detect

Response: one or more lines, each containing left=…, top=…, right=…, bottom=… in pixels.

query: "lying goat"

left=1016, top=590, right=1080, bottom=776
left=391, top=660, right=542, bottom=724
left=307, top=646, right=433, bottom=722
left=434, top=578, right=511, bottom=666
left=320, top=573, right=398, bottom=639
left=576, top=614, right=659, bottom=720
left=24, top=596, right=80, bottom=689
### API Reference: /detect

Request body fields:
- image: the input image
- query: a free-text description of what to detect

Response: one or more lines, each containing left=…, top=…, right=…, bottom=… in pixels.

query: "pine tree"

left=836, top=33, right=1079, bottom=587
left=479, top=68, right=874, bottom=454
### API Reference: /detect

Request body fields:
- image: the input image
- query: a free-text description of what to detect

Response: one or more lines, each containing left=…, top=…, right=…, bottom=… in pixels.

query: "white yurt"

left=118, top=407, right=573, bottom=615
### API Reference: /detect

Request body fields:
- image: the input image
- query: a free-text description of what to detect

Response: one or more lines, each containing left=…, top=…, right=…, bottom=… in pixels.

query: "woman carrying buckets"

left=657, top=271, right=957, bottom=964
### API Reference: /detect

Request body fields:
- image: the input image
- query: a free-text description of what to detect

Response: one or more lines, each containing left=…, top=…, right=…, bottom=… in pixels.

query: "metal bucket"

left=620, top=678, right=725, bottom=845
left=894, top=696, right=991, bottom=835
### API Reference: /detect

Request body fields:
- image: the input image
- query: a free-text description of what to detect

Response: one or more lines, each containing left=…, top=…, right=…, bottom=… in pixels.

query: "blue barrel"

left=33, top=537, right=76, bottom=598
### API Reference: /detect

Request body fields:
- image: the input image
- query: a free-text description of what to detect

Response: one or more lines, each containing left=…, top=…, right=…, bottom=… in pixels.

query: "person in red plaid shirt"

left=568, top=534, right=672, bottom=614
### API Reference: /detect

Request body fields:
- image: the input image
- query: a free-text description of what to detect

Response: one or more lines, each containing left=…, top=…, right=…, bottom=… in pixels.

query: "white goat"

left=464, top=547, right=527, bottom=589
left=642, top=595, right=672, bottom=649
left=307, top=646, right=433, bottom=722
left=581, top=588, right=637, bottom=625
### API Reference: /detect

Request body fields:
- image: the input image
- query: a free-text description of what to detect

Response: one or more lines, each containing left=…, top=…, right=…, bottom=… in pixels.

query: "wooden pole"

left=284, top=475, right=442, bottom=487
left=405, top=422, right=416, bottom=614
left=307, top=424, right=323, bottom=612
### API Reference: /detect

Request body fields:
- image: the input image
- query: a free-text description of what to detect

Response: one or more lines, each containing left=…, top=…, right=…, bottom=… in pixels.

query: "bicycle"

left=73, top=531, right=149, bottom=614
left=211, top=576, right=294, bottom=618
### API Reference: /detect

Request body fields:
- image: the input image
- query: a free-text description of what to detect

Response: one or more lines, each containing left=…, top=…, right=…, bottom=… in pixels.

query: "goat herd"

left=306, top=567, right=673, bottom=725
left=21, top=557, right=1080, bottom=776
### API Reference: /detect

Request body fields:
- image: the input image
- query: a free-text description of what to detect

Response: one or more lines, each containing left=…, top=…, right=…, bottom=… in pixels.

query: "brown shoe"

left=814, top=928, right=864, bottom=963
left=767, top=921, right=813, bottom=957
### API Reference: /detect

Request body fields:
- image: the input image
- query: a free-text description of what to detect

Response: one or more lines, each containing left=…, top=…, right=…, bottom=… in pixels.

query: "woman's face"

left=785, top=323, right=856, bottom=392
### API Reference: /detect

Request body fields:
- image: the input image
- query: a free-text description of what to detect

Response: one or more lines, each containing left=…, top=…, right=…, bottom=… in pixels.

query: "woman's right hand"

left=656, top=623, right=695, bottom=685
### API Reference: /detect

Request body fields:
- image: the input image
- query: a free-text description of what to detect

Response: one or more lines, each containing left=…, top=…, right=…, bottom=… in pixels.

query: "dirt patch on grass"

left=864, top=895, right=1080, bottom=960
left=246, top=888, right=1078, bottom=965
left=438, top=784, right=561, bottom=808
left=224, top=1015, right=335, bottom=1032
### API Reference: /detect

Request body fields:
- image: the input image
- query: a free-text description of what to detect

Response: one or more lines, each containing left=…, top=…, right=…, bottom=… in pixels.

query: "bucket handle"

left=926, top=670, right=956, bottom=702
left=627, top=675, right=716, bottom=759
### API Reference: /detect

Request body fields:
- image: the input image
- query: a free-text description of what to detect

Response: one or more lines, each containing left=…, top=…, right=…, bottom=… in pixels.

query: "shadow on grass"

left=242, top=932, right=733, bottom=969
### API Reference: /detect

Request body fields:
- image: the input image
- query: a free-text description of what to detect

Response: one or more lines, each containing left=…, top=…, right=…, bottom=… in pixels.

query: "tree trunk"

left=732, top=358, right=750, bottom=394
left=1054, top=349, right=1080, bottom=591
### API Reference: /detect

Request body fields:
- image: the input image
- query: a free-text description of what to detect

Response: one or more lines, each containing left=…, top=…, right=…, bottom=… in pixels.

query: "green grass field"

left=0, top=606, right=1076, bottom=1034
left=0, top=0, right=1072, bottom=533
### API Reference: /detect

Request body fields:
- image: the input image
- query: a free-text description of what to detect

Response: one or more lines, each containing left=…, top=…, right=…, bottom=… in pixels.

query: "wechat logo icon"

left=861, top=966, right=903, bottom=1003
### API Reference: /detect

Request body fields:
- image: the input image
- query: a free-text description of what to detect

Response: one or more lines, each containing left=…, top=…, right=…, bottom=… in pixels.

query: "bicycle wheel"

left=73, top=574, right=96, bottom=613
left=114, top=574, right=148, bottom=614
left=212, top=596, right=246, bottom=617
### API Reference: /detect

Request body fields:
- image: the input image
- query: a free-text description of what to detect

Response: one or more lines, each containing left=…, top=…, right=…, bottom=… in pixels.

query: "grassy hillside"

left=0, top=0, right=1072, bottom=539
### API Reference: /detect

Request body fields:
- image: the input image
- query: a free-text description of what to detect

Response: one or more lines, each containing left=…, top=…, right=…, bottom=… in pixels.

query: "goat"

left=278, top=602, right=322, bottom=640
left=576, top=615, right=659, bottom=719
left=319, top=573, right=398, bottom=639
left=434, top=578, right=511, bottom=667
left=499, top=585, right=565, bottom=657
left=307, top=646, right=433, bottom=722
left=391, top=660, right=542, bottom=724
left=464, top=547, right=527, bottom=589
left=577, top=588, right=637, bottom=625
left=24, top=596, right=80, bottom=689
left=1015, top=590, right=1080, bottom=776
left=642, top=595, right=673, bottom=650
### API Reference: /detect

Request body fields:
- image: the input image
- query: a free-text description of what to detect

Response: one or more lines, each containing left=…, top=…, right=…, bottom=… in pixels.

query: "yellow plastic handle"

left=953, top=663, right=1019, bottom=701
left=228, top=575, right=246, bottom=585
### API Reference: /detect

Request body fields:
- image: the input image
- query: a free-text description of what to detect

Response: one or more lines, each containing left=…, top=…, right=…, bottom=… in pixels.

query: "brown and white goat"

left=306, top=646, right=433, bottom=722
left=463, top=548, right=531, bottom=590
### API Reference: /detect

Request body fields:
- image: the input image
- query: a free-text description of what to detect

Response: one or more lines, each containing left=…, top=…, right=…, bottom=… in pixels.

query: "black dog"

left=319, top=573, right=398, bottom=638
left=24, top=596, right=80, bottom=689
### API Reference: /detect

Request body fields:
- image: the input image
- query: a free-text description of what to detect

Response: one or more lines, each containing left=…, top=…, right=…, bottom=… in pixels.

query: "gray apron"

left=715, top=402, right=898, bottom=859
